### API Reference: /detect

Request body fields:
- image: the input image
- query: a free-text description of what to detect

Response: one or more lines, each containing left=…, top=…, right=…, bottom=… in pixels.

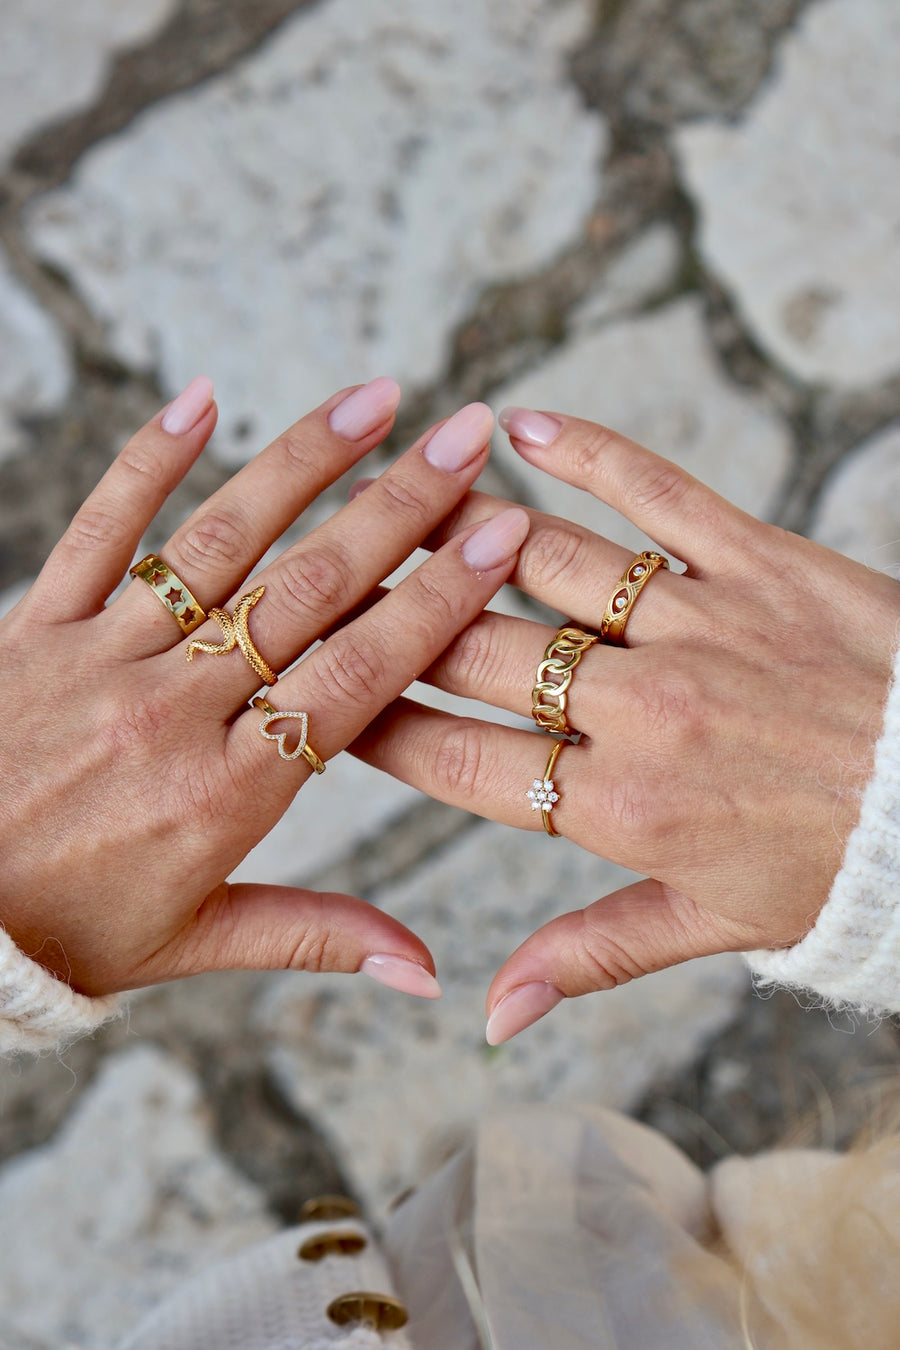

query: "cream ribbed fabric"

left=118, top=1223, right=415, bottom=1350
left=746, top=643, right=900, bottom=1015
left=0, top=924, right=121, bottom=1054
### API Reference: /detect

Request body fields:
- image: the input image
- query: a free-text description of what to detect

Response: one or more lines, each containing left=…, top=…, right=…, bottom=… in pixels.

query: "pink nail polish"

left=348, top=476, right=375, bottom=501
left=328, top=377, right=401, bottom=441
left=360, top=954, right=442, bottom=999
left=161, top=376, right=214, bottom=435
left=485, top=981, right=564, bottom=1045
left=498, top=407, right=562, bottom=448
left=461, top=507, right=530, bottom=572
left=423, top=403, right=494, bottom=472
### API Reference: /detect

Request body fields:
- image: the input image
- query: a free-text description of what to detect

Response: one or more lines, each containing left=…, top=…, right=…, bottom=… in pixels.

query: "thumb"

left=485, top=879, right=738, bottom=1045
left=138, top=882, right=442, bottom=999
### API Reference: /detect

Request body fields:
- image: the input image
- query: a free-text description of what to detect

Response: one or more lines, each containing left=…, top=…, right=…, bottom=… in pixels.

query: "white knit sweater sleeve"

left=0, top=925, right=121, bottom=1054
left=746, top=643, right=900, bottom=1015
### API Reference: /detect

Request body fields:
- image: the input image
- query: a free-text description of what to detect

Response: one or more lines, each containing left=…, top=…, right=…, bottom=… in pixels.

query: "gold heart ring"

left=251, top=698, right=326, bottom=773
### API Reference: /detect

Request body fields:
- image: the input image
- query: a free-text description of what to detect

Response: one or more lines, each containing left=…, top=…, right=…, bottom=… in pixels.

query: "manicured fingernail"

left=498, top=407, right=562, bottom=448
left=349, top=476, right=375, bottom=501
left=423, top=402, right=494, bottom=472
left=461, top=507, right=530, bottom=572
left=360, top=954, right=442, bottom=999
left=485, top=981, right=564, bottom=1045
left=328, top=377, right=401, bottom=441
left=161, top=376, right=214, bottom=435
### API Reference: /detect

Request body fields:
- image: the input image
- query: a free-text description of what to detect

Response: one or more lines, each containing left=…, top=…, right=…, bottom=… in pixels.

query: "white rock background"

left=0, top=0, right=898, bottom=1345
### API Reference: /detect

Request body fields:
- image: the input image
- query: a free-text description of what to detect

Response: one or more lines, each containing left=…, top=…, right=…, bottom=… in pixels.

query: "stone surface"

left=0, top=1044, right=275, bottom=1350
left=567, top=223, right=683, bottom=334
left=0, top=0, right=177, bottom=168
left=257, top=820, right=748, bottom=1211
left=27, top=0, right=605, bottom=464
left=675, top=0, right=900, bottom=390
left=488, top=296, right=793, bottom=554
left=0, top=246, right=71, bottom=461
left=572, top=0, right=810, bottom=131
left=810, top=421, right=900, bottom=577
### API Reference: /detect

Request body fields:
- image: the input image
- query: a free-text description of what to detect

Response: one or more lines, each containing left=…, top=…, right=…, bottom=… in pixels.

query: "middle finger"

left=159, top=403, right=499, bottom=717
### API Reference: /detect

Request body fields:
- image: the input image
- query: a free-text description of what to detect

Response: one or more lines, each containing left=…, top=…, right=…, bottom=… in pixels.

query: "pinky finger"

left=34, top=377, right=217, bottom=621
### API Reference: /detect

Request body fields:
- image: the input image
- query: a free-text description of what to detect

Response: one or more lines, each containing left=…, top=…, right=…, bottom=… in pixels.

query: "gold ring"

left=251, top=698, right=326, bottom=773
left=185, top=586, right=277, bottom=686
left=526, top=738, right=564, bottom=838
left=129, top=554, right=206, bottom=635
left=532, top=626, right=598, bottom=739
left=599, top=551, right=669, bottom=646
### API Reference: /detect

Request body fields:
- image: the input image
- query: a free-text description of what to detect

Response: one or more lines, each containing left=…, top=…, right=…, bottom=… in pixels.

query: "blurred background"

left=1, top=1, right=899, bottom=1344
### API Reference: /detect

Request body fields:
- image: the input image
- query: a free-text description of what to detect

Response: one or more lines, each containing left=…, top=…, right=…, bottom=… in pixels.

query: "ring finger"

left=157, top=402, right=501, bottom=719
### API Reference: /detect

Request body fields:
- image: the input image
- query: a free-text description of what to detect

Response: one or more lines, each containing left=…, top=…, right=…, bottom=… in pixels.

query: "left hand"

left=352, top=409, right=900, bottom=1041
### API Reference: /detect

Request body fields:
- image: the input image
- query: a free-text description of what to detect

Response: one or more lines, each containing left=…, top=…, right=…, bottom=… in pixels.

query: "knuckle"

left=570, top=425, right=617, bottom=480
left=408, top=566, right=459, bottom=628
left=578, top=914, right=649, bottom=986
left=315, top=631, right=389, bottom=709
left=177, top=504, right=250, bottom=572
left=521, top=522, right=591, bottom=593
left=631, top=668, right=701, bottom=741
left=277, top=544, right=354, bottom=624
left=287, top=916, right=332, bottom=974
left=441, top=616, right=497, bottom=688
left=376, top=473, right=433, bottom=530
left=66, top=503, right=133, bottom=554
left=431, top=723, right=485, bottom=798
left=273, top=423, right=314, bottom=473
left=117, top=436, right=162, bottom=485
left=625, top=460, right=689, bottom=518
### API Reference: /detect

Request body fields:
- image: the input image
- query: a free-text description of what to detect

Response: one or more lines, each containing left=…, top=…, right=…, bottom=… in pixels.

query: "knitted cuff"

left=745, top=644, right=900, bottom=1017
left=0, top=925, right=122, bottom=1055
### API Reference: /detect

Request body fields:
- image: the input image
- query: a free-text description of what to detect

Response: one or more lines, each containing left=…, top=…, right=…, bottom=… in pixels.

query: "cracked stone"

left=488, top=296, right=792, bottom=555
left=674, top=0, right=900, bottom=389
left=0, top=0, right=177, bottom=169
left=256, top=821, right=748, bottom=1211
left=27, top=0, right=606, bottom=463
left=0, top=245, right=71, bottom=461
left=0, top=1044, right=275, bottom=1350
left=810, top=421, right=900, bottom=577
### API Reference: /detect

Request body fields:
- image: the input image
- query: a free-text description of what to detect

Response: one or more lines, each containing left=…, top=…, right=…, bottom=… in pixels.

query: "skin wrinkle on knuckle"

left=439, top=616, right=498, bottom=691
left=569, top=425, right=616, bottom=481
left=374, top=472, right=434, bottom=530
left=176, top=503, right=253, bottom=572
left=315, top=632, right=390, bottom=710
left=272, top=422, right=317, bottom=475
left=66, top=503, right=135, bottom=554
left=625, top=459, right=688, bottom=518
left=578, top=913, right=649, bottom=987
left=432, top=723, right=485, bottom=798
left=520, top=522, right=590, bottom=593
left=276, top=542, right=354, bottom=624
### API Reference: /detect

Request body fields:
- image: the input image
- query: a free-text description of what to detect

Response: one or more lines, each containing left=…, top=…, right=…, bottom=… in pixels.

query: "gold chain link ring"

left=599, top=551, right=669, bottom=646
left=531, top=626, right=599, bottom=739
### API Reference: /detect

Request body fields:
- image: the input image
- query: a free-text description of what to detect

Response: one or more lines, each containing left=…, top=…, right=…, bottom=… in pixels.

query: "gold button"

left=299, top=1194, right=360, bottom=1222
left=326, top=1292, right=409, bottom=1331
left=298, top=1230, right=368, bottom=1262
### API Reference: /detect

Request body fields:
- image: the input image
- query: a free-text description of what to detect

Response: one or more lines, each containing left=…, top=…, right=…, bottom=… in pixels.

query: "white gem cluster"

left=526, top=778, right=559, bottom=812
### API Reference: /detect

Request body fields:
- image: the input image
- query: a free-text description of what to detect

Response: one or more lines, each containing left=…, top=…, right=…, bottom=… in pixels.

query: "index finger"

left=498, top=408, right=758, bottom=573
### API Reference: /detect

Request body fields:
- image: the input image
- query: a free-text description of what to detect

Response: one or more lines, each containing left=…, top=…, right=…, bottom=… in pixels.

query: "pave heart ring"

left=251, top=698, right=326, bottom=773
